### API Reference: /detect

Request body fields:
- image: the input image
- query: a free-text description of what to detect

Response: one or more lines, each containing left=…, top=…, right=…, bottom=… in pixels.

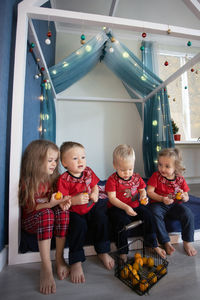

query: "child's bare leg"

left=119, top=253, right=127, bottom=263
left=70, top=262, right=85, bottom=283
left=164, top=242, right=175, bottom=255
left=98, top=253, right=115, bottom=270
left=38, top=239, right=56, bottom=294
left=55, top=237, right=70, bottom=280
left=153, top=246, right=166, bottom=259
left=183, top=241, right=197, bottom=256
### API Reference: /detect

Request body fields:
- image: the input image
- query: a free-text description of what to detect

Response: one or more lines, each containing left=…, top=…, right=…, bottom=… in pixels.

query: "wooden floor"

left=0, top=184, right=200, bottom=300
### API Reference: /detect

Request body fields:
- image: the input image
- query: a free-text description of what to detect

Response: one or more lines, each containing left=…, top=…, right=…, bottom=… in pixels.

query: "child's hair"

left=113, top=144, right=135, bottom=165
left=19, top=139, right=59, bottom=208
left=60, top=141, right=84, bottom=161
left=158, top=148, right=185, bottom=175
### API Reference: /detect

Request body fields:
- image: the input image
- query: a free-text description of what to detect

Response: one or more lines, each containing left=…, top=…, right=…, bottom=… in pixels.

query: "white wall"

left=175, top=143, right=200, bottom=184
left=55, top=33, right=145, bottom=179
left=56, top=100, right=144, bottom=179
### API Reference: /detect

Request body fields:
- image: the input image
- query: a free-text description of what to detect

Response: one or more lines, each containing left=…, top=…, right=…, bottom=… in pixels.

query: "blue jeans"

left=150, top=202, right=194, bottom=244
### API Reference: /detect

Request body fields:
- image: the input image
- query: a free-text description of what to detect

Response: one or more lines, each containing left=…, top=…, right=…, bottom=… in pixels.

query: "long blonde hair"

left=18, top=140, right=59, bottom=208
left=158, top=148, right=185, bottom=176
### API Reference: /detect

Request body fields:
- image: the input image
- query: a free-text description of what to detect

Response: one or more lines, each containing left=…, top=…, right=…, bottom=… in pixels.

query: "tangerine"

left=120, top=266, right=129, bottom=279
left=129, top=268, right=137, bottom=279
left=140, top=198, right=148, bottom=205
left=134, top=252, right=142, bottom=260
left=132, top=274, right=140, bottom=286
left=139, top=279, right=149, bottom=292
left=135, top=257, right=143, bottom=267
left=132, top=262, right=140, bottom=271
left=147, top=257, right=154, bottom=268
left=142, top=256, right=148, bottom=265
left=55, top=191, right=62, bottom=200
left=147, top=272, right=157, bottom=284
left=126, top=264, right=133, bottom=272
left=176, top=192, right=182, bottom=200
left=156, top=264, right=167, bottom=275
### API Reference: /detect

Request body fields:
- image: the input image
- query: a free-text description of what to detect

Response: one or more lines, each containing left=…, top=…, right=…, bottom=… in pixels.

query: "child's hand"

left=162, top=196, right=174, bottom=205
left=72, top=193, right=89, bottom=205
left=125, top=205, right=137, bottom=216
left=89, top=192, right=98, bottom=203
left=50, top=192, right=67, bottom=207
left=181, top=191, right=189, bottom=202
left=60, top=196, right=71, bottom=211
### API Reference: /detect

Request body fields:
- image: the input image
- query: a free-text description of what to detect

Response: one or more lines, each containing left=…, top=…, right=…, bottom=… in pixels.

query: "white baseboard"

left=7, top=230, right=200, bottom=265
left=0, top=246, right=8, bottom=272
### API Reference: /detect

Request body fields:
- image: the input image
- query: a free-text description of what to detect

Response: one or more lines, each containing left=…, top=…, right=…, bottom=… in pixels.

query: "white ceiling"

left=50, top=0, right=200, bottom=29
left=49, top=0, right=200, bottom=46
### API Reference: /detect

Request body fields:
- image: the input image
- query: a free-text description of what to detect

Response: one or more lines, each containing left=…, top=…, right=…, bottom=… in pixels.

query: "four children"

left=19, top=140, right=197, bottom=294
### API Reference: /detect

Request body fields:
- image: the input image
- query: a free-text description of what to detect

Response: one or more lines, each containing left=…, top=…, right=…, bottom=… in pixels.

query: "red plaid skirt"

left=22, top=206, right=69, bottom=241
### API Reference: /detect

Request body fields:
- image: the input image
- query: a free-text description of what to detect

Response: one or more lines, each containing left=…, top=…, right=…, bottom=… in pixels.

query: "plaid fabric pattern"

left=22, top=208, right=54, bottom=241
left=53, top=206, right=70, bottom=237
left=22, top=206, right=69, bottom=241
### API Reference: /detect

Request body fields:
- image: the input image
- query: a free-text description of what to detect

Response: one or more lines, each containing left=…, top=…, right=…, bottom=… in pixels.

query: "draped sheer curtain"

left=47, top=30, right=174, bottom=177
left=141, top=41, right=174, bottom=177
left=40, top=82, right=56, bottom=142
left=49, top=32, right=109, bottom=94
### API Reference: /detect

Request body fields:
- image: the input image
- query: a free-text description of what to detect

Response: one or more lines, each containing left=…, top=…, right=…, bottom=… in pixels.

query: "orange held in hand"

left=140, top=198, right=148, bottom=205
left=55, top=191, right=62, bottom=200
left=175, top=192, right=182, bottom=200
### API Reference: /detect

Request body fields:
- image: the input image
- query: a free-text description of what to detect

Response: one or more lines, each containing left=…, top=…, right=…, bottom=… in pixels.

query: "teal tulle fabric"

left=49, top=32, right=108, bottom=94
left=47, top=30, right=174, bottom=177
left=141, top=41, right=174, bottom=177
left=40, top=82, right=56, bottom=142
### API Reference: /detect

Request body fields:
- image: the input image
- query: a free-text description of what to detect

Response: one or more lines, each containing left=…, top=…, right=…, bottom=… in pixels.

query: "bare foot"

left=40, top=263, right=56, bottom=294
left=119, top=253, right=127, bottom=263
left=56, top=257, right=70, bottom=280
left=154, top=246, right=166, bottom=259
left=70, top=262, right=85, bottom=284
left=183, top=241, right=197, bottom=256
left=98, top=253, right=115, bottom=270
left=165, top=242, right=175, bottom=255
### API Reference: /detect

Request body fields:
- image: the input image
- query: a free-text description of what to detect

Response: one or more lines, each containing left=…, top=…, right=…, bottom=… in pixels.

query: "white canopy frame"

left=9, top=0, right=200, bottom=265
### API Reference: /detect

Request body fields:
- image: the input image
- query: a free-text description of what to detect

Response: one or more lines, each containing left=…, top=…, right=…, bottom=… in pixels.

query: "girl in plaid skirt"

left=19, top=140, right=71, bottom=294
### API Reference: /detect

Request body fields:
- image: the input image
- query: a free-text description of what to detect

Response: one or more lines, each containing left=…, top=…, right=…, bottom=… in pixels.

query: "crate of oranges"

left=114, top=239, right=168, bottom=296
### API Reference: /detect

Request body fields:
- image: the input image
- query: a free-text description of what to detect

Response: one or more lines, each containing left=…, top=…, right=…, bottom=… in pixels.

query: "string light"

left=85, top=45, right=92, bottom=52
left=123, top=51, right=129, bottom=58
left=152, top=120, right=157, bottom=126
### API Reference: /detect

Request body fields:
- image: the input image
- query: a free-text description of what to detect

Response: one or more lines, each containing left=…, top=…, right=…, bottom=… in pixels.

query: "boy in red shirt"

left=106, top=144, right=166, bottom=262
left=57, top=141, right=114, bottom=283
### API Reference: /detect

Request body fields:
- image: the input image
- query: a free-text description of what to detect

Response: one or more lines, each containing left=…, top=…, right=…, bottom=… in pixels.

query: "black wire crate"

left=113, top=238, right=168, bottom=296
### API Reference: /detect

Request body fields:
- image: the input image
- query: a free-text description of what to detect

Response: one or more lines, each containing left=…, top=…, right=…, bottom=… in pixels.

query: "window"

left=158, top=51, right=200, bottom=141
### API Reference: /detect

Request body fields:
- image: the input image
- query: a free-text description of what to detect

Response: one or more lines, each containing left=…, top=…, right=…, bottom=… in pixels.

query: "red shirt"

left=57, top=166, right=99, bottom=215
left=22, top=182, right=51, bottom=218
left=105, top=172, right=146, bottom=208
left=147, top=171, right=190, bottom=203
